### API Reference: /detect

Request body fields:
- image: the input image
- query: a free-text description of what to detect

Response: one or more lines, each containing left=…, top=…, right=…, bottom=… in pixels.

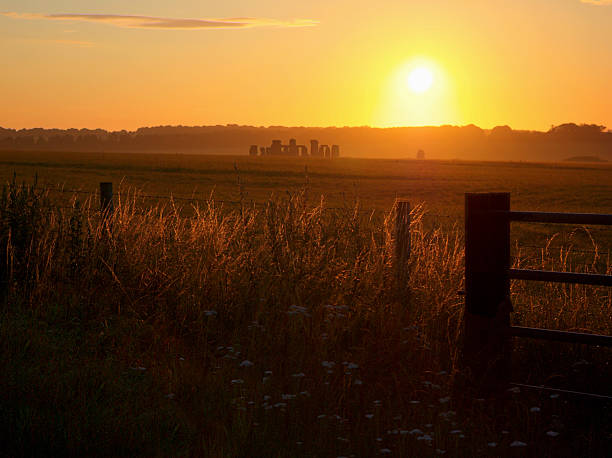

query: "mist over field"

left=1, top=123, right=611, bottom=162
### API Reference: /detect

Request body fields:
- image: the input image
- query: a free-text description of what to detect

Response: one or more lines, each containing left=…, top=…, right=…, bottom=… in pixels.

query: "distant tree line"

left=0, top=123, right=610, bottom=161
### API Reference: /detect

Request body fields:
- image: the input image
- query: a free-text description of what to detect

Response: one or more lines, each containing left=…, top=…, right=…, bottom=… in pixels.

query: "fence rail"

left=503, top=210, right=612, bottom=226
left=464, top=192, right=612, bottom=394
left=508, top=268, right=612, bottom=286
left=508, top=326, right=612, bottom=347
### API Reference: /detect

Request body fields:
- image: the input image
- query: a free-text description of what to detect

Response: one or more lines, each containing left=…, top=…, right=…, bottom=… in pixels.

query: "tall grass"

left=1, top=182, right=610, bottom=457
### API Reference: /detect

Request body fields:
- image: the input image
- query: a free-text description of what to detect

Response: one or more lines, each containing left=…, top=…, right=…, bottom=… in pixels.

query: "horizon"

left=2, top=121, right=610, bottom=133
left=2, top=0, right=612, bottom=131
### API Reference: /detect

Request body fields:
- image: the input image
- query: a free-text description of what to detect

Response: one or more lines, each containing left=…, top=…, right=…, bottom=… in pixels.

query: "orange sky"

left=1, top=0, right=611, bottom=131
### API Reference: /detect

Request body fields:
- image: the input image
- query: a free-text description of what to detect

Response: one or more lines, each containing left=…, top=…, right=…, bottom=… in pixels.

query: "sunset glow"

left=1, top=0, right=611, bottom=130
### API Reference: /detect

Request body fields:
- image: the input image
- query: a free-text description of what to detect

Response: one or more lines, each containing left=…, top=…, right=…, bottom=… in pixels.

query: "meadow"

left=2, top=150, right=612, bottom=214
left=0, top=150, right=611, bottom=457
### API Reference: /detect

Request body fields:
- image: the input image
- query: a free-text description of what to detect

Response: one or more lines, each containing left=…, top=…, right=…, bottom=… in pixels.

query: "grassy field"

left=2, top=149, right=611, bottom=255
left=2, top=150, right=612, bottom=214
left=0, top=151, right=611, bottom=456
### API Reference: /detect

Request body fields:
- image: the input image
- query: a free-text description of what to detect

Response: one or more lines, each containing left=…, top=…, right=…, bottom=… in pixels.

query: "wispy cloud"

left=35, top=38, right=94, bottom=47
left=580, top=0, right=612, bottom=5
left=2, top=12, right=319, bottom=29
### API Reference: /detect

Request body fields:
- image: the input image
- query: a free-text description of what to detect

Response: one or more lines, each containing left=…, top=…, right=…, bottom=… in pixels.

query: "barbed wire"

left=29, top=184, right=407, bottom=215
left=20, top=185, right=612, bottom=236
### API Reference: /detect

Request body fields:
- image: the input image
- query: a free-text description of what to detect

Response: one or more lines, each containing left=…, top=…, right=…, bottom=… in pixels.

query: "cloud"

left=1, top=12, right=319, bottom=29
left=580, top=0, right=612, bottom=4
left=37, top=38, right=94, bottom=47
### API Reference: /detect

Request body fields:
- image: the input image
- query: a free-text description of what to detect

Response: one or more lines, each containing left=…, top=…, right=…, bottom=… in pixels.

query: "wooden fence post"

left=395, top=199, right=411, bottom=281
left=463, top=192, right=511, bottom=389
left=100, top=182, right=113, bottom=215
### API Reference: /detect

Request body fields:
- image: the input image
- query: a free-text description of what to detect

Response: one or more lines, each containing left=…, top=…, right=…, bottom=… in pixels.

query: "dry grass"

left=0, top=181, right=611, bottom=457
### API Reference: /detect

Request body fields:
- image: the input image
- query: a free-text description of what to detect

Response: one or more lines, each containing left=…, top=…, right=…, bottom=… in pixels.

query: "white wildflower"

left=409, top=429, right=423, bottom=435
left=231, top=379, right=244, bottom=384
left=546, top=431, right=560, bottom=437
left=292, top=372, right=305, bottom=378
left=288, top=305, right=311, bottom=317
left=380, top=449, right=392, bottom=454
left=204, top=310, right=217, bottom=317
left=322, top=361, right=335, bottom=368
left=530, top=407, right=541, bottom=413
left=439, top=396, right=451, bottom=404
left=487, top=442, right=497, bottom=448
left=239, top=360, right=254, bottom=368
left=510, top=441, right=527, bottom=447
left=365, top=414, right=374, bottom=419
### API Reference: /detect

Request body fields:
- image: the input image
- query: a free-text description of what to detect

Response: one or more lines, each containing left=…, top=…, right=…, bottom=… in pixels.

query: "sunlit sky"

left=1, top=0, right=611, bottom=130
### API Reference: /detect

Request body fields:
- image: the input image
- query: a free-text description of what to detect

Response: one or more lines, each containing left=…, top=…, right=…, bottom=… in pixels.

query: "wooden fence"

left=40, top=183, right=612, bottom=393
left=463, top=192, right=612, bottom=391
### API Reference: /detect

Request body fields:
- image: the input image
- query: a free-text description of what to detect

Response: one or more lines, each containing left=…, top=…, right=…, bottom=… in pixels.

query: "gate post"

left=100, top=182, right=113, bottom=215
left=463, top=192, right=512, bottom=389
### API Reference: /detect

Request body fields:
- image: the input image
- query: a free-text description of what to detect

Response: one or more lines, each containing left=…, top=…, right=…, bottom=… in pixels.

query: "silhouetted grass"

left=1, top=181, right=611, bottom=457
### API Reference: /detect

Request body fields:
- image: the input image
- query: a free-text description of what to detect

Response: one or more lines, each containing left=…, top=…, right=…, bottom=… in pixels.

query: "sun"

left=407, top=67, right=433, bottom=93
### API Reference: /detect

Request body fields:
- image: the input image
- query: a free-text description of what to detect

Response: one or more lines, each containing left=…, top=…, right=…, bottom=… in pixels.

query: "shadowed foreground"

left=1, top=182, right=610, bottom=456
